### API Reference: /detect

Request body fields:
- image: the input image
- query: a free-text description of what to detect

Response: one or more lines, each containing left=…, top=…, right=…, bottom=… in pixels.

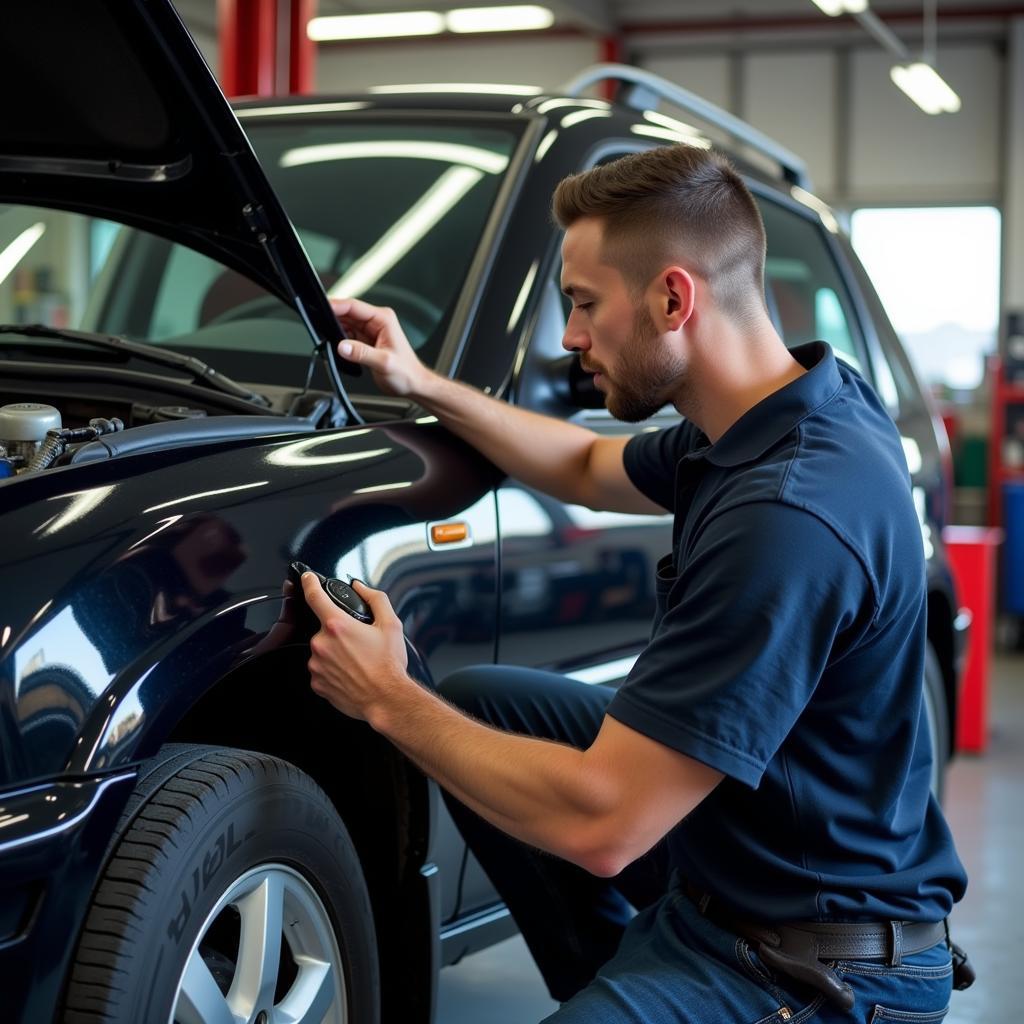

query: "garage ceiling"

left=173, top=0, right=1023, bottom=48
left=309, top=0, right=1024, bottom=29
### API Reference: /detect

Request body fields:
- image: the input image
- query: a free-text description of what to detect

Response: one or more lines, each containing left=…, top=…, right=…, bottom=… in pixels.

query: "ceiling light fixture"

left=811, top=0, right=960, bottom=115
left=308, top=6, right=555, bottom=41
left=810, top=0, right=868, bottom=16
left=446, top=5, right=554, bottom=33
left=890, top=61, right=961, bottom=114
left=307, top=11, right=445, bottom=41
left=891, top=0, right=960, bottom=114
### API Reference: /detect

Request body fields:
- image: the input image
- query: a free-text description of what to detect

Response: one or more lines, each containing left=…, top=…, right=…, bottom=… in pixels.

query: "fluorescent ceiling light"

left=0, top=222, right=45, bottom=287
left=890, top=62, right=961, bottom=114
left=307, top=11, right=444, bottom=41
left=810, top=0, right=868, bottom=15
left=447, top=5, right=554, bottom=33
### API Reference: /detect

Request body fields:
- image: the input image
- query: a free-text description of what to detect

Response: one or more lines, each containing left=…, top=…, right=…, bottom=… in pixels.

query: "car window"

left=15, top=119, right=519, bottom=390
left=756, top=197, right=864, bottom=372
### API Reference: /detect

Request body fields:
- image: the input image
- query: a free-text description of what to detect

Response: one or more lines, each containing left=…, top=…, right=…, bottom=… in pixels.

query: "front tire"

left=63, top=745, right=379, bottom=1024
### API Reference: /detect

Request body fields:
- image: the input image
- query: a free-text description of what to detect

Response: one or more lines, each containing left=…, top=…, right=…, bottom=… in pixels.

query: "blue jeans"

left=438, top=665, right=953, bottom=1024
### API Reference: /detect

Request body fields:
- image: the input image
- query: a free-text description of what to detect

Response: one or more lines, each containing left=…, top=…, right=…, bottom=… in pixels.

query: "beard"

left=598, top=304, right=687, bottom=423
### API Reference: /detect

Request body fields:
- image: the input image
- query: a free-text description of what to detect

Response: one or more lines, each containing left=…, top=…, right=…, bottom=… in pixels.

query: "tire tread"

left=61, top=744, right=378, bottom=1024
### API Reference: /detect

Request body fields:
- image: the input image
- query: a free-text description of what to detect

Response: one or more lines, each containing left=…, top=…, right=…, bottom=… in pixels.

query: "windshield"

left=0, top=118, right=519, bottom=391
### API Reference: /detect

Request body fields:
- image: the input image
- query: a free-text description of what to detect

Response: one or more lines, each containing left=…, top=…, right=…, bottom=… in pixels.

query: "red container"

left=942, top=526, right=1003, bottom=753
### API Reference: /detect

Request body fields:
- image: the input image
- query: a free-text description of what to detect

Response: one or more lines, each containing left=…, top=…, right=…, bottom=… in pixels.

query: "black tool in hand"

left=289, top=561, right=374, bottom=624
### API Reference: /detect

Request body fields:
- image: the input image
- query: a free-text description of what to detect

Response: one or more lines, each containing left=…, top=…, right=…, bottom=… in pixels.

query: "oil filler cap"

left=0, top=402, right=61, bottom=442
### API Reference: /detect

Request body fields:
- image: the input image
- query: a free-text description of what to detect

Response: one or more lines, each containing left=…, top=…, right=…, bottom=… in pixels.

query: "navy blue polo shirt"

left=610, top=342, right=966, bottom=923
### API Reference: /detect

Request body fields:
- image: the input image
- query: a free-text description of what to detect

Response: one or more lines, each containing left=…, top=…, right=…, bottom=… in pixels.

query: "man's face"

left=560, top=218, right=686, bottom=422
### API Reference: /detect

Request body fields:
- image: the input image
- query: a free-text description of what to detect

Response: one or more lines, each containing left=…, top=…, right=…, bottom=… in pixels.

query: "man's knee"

left=437, top=664, right=553, bottom=731
left=437, top=665, right=495, bottom=717
left=438, top=665, right=612, bottom=742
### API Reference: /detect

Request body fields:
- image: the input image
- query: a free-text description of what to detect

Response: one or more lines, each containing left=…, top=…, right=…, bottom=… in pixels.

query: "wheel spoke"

left=175, top=949, right=239, bottom=1024
left=230, top=872, right=286, bottom=1013
left=274, top=958, right=336, bottom=1024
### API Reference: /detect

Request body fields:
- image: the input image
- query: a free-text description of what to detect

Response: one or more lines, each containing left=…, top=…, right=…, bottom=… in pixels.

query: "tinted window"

left=756, top=197, right=863, bottom=372
left=80, top=119, right=519, bottom=387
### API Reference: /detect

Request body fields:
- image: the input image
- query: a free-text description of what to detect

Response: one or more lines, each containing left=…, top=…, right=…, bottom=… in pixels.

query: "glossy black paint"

left=0, top=772, right=137, bottom=1021
left=1, top=419, right=504, bottom=784
left=0, top=47, right=966, bottom=1024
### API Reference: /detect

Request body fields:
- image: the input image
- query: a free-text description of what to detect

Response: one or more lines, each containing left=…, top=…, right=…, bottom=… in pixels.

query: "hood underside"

left=0, top=0, right=344, bottom=358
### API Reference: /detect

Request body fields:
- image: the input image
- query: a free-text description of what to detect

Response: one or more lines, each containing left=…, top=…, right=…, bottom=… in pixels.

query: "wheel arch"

left=160, top=643, right=439, bottom=1024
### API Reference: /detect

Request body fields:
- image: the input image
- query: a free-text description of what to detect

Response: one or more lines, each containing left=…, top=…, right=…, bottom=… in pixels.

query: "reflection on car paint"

left=34, top=486, right=116, bottom=538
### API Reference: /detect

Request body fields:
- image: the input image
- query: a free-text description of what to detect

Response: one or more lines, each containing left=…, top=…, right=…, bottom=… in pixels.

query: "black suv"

left=0, top=4, right=966, bottom=1022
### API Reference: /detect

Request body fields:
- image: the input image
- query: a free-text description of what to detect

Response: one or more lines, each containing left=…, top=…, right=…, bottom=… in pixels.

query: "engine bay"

left=0, top=381, right=408, bottom=478
left=0, top=383, right=337, bottom=477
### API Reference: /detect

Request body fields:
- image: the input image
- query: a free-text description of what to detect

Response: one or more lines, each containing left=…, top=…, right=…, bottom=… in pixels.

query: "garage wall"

left=1005, top=18, right=1024, bottom=311
left=192, top=26, right=219, bottom=78
left=314, top=36, right=602, bottom=93
left=743, top=51, right=838, bottom=196
left=847, top=44, right=1001, bottom=205
left=648, top=43, right=1003, bottom=205
left=639, top=53, right=734, bottom=112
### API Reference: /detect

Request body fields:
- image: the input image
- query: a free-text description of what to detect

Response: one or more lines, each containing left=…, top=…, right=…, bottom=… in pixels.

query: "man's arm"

left=302, top=575, right=722, bottom=876
left=331, top=297, right=666, bottom=515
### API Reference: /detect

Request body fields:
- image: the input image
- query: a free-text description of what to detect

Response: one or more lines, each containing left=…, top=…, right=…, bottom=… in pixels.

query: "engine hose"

left=26, top=430, right=68, bottom=473
left=25, top=418, right=124, bottom=473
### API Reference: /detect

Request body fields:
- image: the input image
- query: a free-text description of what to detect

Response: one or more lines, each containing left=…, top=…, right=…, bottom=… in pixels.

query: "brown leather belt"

left=684, top=883, right=947, bottom=1011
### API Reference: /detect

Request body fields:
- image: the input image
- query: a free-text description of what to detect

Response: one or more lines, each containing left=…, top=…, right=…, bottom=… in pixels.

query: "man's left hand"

left=301, top=573, right=410, bottom=722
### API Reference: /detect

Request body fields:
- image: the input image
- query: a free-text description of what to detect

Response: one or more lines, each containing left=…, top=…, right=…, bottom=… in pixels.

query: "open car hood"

left=0, top=0, right=350, bottom=377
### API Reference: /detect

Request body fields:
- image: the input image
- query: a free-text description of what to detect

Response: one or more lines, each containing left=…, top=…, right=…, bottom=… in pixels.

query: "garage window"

left=850, top=206, right=1001, bottom=392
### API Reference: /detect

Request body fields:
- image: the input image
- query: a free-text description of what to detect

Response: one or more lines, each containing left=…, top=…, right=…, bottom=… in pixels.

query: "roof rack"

left=560, top=63, right=811, bottom=191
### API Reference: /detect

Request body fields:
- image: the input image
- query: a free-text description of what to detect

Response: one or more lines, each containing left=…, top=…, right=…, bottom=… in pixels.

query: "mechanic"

left=300, top=144, right=969, bottom=1022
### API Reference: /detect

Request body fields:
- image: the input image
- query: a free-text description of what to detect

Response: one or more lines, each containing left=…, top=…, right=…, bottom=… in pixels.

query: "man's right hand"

left=330, top=297, right=431, bottom=398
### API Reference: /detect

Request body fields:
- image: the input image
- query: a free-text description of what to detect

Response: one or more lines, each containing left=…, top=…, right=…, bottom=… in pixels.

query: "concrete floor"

left=437, top=650, right=1024, bottom=1023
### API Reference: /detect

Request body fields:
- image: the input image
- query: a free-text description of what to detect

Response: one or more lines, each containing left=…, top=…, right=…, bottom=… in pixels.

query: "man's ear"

left=658, top=267, right=696, bottom=331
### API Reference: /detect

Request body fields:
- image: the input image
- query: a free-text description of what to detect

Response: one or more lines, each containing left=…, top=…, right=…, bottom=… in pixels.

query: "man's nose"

left=562, top=323, right=590, bottom=354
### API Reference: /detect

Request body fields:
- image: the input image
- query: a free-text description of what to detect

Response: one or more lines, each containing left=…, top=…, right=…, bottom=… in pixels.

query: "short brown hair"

left=552, top=145, right=767, bottom=323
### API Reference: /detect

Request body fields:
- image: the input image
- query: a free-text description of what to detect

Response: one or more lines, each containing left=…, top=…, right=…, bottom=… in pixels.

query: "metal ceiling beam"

left=852, top=9, right=911, bottom=60
left=547, top=0, right=615, bottom=34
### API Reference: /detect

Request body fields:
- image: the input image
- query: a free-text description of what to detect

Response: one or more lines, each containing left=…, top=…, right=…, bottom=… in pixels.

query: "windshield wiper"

left=0, top=324, right=271, bottom=407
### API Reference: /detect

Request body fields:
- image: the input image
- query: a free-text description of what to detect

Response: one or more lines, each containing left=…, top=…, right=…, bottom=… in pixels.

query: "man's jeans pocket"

left=870, top=1006, right=949, bottom=1022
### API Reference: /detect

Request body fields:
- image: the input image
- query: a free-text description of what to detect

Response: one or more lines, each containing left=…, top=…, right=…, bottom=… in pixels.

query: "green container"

left=955, top=435, right=988, bottom=489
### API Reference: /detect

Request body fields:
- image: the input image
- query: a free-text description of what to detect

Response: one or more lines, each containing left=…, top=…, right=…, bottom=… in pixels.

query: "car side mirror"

left=546, top=354, right=606, bottom=409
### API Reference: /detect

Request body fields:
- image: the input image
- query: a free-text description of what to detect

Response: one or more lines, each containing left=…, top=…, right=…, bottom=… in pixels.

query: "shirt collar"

left=697, top=341, right=843, bottom=469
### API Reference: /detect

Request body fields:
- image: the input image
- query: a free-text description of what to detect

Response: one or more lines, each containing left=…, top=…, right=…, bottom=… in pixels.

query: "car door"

left=453, top=248, right=674, bottom=917
left=496, top=272, right=673, bottom=678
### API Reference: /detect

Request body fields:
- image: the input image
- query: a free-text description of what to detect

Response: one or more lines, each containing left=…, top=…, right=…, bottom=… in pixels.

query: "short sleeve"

left=622, top=419, right=700, bottom=513
left=606, top=501, right=871, bottom=787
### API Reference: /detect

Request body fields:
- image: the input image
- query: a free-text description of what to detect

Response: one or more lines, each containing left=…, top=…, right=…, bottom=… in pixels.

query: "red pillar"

left=599, top=35, right=624, bottom=101
left=289, top=0, right=316, bottom=94
left=219, top=0, right=315, bottom=98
